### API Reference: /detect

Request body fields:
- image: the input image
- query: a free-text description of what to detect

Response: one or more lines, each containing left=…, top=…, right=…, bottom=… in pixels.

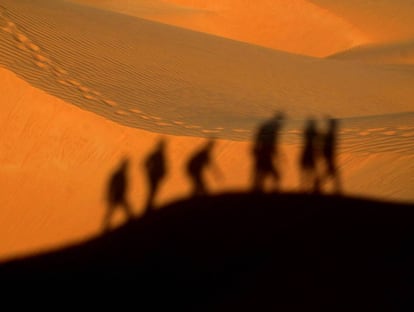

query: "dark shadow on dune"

left=299, top=118, right=321, bottom=193
left=3, top=113, right=412, bottom=311
left=320, top=117, right=342, bottom=194
left=185, top=138, right=222, bottom=197
left=251, top=111, right=285, bottom=192
left=143, top=138, right=168, bottom=212
left=103, top=158, right=134, bottom=232
left=298, top=117, right=342, bottom=195
left=1, top=192, right=413, bottom=310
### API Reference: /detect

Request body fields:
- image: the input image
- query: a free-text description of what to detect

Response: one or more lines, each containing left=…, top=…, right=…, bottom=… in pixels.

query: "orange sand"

left=0, top=0, right=413, bottom=262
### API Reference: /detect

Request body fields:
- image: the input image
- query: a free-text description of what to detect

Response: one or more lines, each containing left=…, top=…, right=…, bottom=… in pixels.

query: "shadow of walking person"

left=143, top=138, right=168, bottom=212
left=320, top=117, right=342, bottom=194
left=299, top=119, right=320, bottom=194
left=186, top=139, right=220, bottom=197
left=103, top=158, right=134, bottom=232
left=251, top=111, right=285, bottom=192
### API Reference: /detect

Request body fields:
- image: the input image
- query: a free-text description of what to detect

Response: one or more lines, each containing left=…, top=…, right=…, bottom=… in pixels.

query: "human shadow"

left=251, top=111, right=285, bottom=192
left=143, top=138, right=168, bottom=212
left=185, top=139, right=222, bottom=196
left=2, top=112, right=413, bottom=310
left=299, top=118, right=321, bottom=193
left=319, top=117, right=342, bottom=194
left=103, top=158, right=134, bottom=232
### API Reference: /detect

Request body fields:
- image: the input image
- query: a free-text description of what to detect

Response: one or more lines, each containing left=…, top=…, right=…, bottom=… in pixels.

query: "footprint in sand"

left=397, top=126, right=414, bottom=131
left=367, top=127, right=386, bottom=132
left=382, top=130, right=397, bottom=136
left=16, top=43, right=29, bottom=52
left=82, top=93, right=97, bottom=101
left=0, top=9, right=139, bottom=123
left=34, top=54, right=49, bottom=63
left=52, top=66, right=68, bottom=76
left=128, top=108, right=142, bottom=114
left=184, top=125, right=202, bottom=129
left=0, top=8, right=224, bottom=134
left=1, top=25, right=11, bottom=33
left=103, top=99, right=117, bottom=107
left=78, top=85, right=89, bottom=92
left=67, top=79, right=81, bottom=87
left=232, top=129, right=250, bottom=133
left=1, top=21, right=15, bottom=33
left=401, top=131, right=414, bottom=137
left=57, top=79, right=71, bottom=87
left=51, top=68, right=64, bottom=78
left=14, top=32, right=29, bottom=43
left=155, top=122, right=172, bottom=127
left=139, top=114, right=151, bottom=120
left=28, top=43, right=40, bottom=52
left=115, top=110, right=130, bottom=116
left=34, top=60, right=48, bottom=69
left=147, top=115, right=162, bottom=121
left=201, top=129, right=221, bottom=134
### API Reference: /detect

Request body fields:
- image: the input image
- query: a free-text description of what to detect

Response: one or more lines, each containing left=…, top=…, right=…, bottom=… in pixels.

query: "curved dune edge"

left=310, top=0, right=414, bottom=45
left=328, top=39, right=414, bottom=64
left=71, top=0, right=414, bottom=63
left=0, top=67, right=413, bottom=261
left=70, top=0, right=367, bottom=57
left=1, top=0, right=414, bottom=134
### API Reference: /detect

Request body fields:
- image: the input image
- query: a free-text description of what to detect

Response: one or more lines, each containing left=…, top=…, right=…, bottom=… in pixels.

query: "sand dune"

left=0, top=0, right=413, bottom=262
left=328, top=40, right=414, bottom=65
left=0, top=67, right=413, bottom=262
left=71, top=0, right=414, bottom=58
left=71, top=0, right=367, bottom=57
left=1, top=0, right=414, bottom=139
left=68, top=0, right=198, bottom=16
left=311, top=0, right=414, bottom=45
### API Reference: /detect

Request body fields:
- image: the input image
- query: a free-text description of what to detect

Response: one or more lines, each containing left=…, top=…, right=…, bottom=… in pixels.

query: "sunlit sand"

left=0, top=0, right=413, bottom=261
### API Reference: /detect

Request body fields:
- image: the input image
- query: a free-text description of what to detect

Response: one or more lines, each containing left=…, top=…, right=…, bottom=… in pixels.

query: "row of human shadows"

left=103, top=112, right=341, bottom=231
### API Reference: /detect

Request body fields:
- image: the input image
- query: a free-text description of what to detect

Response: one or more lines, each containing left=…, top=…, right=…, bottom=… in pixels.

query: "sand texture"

left=0, top=0, right=413, bottom=261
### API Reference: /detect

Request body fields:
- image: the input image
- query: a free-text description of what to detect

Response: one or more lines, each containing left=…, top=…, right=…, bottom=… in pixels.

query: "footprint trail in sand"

left=0, top=5, right=232, bottom=136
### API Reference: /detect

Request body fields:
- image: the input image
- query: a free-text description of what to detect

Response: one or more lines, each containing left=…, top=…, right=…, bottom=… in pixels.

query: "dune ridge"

left=72, top=0, right=414, bottom=64
left=159, top=0, right=368, bottom=56
left=328, top=39, right=414, bottom=65
left=1, top=0, right=414, bottom=141
left=71, top=0, right=414, bottom=59
left=67, top=0, right=414, bottom=64
left=310, top=0, right=414, bottom=46
left=89, top=0, right=367, bottom=57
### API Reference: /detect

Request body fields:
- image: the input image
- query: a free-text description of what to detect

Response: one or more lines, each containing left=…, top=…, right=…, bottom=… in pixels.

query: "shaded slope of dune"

left=1, top=193, right=413, bottom=310
left=328, top=39, right=414, bottom=65
left=311, top=0, right=414, bottom=45
left=1, top=0, right=414, bottom=141
left=69, top=0, right=199, bottom=16
left=71, top=0, right=367, bottom=57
